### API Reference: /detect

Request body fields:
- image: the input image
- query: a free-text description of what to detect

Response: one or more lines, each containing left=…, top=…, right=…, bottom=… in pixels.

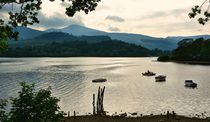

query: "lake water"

left=0, top=57, right=210, bottom=116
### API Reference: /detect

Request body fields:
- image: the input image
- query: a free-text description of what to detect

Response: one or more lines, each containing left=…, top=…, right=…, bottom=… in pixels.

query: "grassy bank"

left=63, top=115, right=210, bottom=122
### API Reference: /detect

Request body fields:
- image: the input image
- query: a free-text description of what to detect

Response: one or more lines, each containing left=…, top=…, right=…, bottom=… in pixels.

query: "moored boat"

left=142, top=70, right=156, bottom=76
left=185, top=80, right=197, bottom=88
left=155, top=75, right=166, bottom=82
left=92, top=78, right=107, bottom=83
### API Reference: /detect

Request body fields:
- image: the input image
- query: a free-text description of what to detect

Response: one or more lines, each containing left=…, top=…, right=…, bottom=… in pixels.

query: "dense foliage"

left=0, top=32, right=164, bottom=57
left=0, top=82, right=64, bottom=122
left=0, top=99, right=8, bottom=122
left=158, top=38, right=210, bottom=62
left=0, top=40, right=163, bottom=57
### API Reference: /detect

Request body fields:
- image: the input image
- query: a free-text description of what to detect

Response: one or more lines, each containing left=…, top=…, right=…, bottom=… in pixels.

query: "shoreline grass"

left=63, top=114, right=210, bottom=122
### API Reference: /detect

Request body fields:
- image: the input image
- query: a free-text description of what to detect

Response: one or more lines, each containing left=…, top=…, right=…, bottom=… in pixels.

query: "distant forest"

left=0, top=32, right=164, bottom=57
left=158, top=38, right=210, bottom=62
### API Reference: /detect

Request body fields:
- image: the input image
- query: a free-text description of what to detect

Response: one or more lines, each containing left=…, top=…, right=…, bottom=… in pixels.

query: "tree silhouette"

left=0, top=82, right=64, bottom=122
left=158, top=38, right=210, bottom=62
left=189, top=0, right=210, bottom=25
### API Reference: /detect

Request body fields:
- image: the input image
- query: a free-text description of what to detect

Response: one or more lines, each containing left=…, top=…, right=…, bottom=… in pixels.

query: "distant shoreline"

left=0, top=56, right=157, bottom=58
left=63, top=114, right=210, bottom=122
left=158, top=60, right=210, bottom=65
left=175, top=61, right=210, bottom=65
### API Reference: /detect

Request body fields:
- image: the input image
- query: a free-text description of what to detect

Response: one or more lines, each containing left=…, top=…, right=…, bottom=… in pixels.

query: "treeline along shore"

left=158, top=38, right=210, bottom=64
left=0, top=40, right=163, bottom=57
left=0, top=32, right=165, bottom=57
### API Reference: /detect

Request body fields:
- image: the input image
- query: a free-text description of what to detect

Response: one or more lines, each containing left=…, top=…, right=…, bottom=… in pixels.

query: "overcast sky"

left=4, top=0, right=210, bottom=37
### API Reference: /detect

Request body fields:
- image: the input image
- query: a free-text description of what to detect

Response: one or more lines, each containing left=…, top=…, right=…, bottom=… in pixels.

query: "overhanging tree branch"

left=189, top=0, right=210, bottom=25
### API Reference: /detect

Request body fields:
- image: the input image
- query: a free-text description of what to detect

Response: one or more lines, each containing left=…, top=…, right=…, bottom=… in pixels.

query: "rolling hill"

left=3, top=34, right=162, bottom=57
left=14, top=24, right=210, bottom=51
left=13, top=26, right=45, bottom=39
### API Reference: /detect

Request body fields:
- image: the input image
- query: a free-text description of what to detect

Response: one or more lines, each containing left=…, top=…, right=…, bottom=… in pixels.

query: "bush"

left=0, top=82, right=64, bottom=122
left=0, top=99, right=8, bottom=122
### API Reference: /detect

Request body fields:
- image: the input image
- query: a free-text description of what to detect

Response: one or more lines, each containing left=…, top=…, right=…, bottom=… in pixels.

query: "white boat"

left=155, top=75, right=166, bottom=82
left=185, top=80, right=197, bottom=88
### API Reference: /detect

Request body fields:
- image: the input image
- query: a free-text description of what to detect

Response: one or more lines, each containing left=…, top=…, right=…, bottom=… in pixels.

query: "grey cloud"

left=0, top=4, right=20, bottom=22
left=60, top=2, right=71, bottom=7
left=108, top=26, right=120, bottom=32
left=164, top=21, right=208, bottom=32
left=139, top=8, right=188, bottom=20
left=0, top=5, right=84, bottom=29
left=137, top=20, right=205, bottom=33
left=60, top=3, right=110, bottom=11
left=0, top=11, right=11, bottom=24
left=0, top=12, right=8, bottom=20
left=97, top=5, right=110, bottom=10
left=1, top=3, right=84, bottom=29
left=0, top=4, right=20, bottom=12
left=106, top=16, right=125, bottom=22
left=136, top=8, right=199, bottom=33
left=34, top=12, right=84, bottom=29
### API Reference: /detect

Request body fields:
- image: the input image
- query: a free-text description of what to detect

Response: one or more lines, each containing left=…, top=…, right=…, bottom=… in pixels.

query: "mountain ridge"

left=15, top=24, right=210, bottom=50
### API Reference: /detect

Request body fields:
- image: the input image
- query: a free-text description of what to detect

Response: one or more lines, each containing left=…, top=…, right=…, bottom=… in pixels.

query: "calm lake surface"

left=0, top=57, right=210, bottom=116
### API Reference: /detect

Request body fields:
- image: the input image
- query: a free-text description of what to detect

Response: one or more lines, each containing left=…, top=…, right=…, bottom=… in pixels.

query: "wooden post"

left=172, top=111, right=175, bottom=118
left=101, top=86, right=105, bottom=113
left=68, top=111, right=70, bottom=117
left=93, top=94, right=96, bottom=115
left=74, top=111, right=76, bottom=117
left=95, top=86, right=106, bottom=115
left=97, top=87, right=101, bottom=114
left=166, top=111, right=169, bottom=119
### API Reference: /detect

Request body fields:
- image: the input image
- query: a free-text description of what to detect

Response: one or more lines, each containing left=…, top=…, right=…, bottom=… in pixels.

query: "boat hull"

left=185, top=83, right=197, bottom=88
left=185, top=80, right=197, bottom=88
left=142, top=73, right=156, bottom=76
left=155, top=76, right=166, bottom=82
left=92, top=78, right=107, bottom=83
